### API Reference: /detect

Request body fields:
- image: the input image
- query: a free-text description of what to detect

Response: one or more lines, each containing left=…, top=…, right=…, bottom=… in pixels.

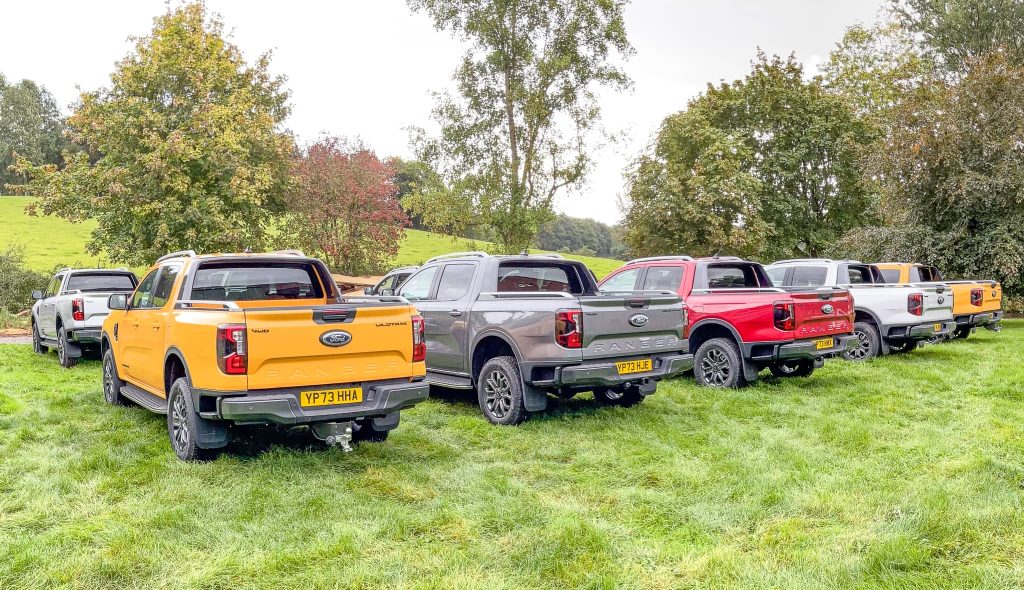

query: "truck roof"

left=154, top=250, right=311, bottom=264
left=423, top=251, right=571, bottom=264
left=769, top=258, right=866, bottom=266
left=56, top=267, right=133, bottom=275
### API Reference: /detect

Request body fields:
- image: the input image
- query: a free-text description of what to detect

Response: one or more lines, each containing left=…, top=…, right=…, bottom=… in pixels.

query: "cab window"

left=372, top=275, right=396, bottom=295
left=436, top=264, right=476, bottom=300
left=879, top=268, right=901, bottom=283
left=790, top=266, right=827, bottom=287
left=912, top=265, right=943, bottom=282
left=766, top=266, right=788, bottom=286
left=44, top=275, right=63, bottom=298
left=132, top=269, right=160, bottom=309
left=706, top=264, right=766, bottom=288
left=399, top=266, right=439, bottom=301
left=496, top=263, right=574, bottom=293
left=601, top=268, right=640, bottom=292
left=846, top=265, right=876, bottom=284
left=641, top=266, right=683, bottom=291
left=191, top=262, right=325, bottom=301
left=150, top=264, right=182, bottom=308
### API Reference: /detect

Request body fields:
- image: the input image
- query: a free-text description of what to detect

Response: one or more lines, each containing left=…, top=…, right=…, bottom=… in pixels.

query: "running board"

left=425, top=371, right=474, bottom=390
left=120, top=384, right=168, bottom=414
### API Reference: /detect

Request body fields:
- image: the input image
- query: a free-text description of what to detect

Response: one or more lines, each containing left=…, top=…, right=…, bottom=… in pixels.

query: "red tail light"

left=773, top=301, right=795, bottom=331
left=908, top=293, right=923, bottom=316
left=681, top=303, right=690, bottom=339
left=970, top=288, right=983, bottom=306
left=72, top=297, right=84, bottom=321
left=411, top=315, right=426, bottom=362
left=217, top=323, right=247, bottom=375
left=555, top=309, right=583, bottom=348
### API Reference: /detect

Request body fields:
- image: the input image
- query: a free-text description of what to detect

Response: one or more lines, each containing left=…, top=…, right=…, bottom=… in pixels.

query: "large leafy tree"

left=623, top=54, right=877, bottom=261
left=280, top=138, right=408, bottom=275
left=0, top=74, right=66, bottom=188
left=894, top=0, right=1024, bottom=73
left=407, top=0, right=633, bottom=253
left=16, top=3, right=293, bottom=265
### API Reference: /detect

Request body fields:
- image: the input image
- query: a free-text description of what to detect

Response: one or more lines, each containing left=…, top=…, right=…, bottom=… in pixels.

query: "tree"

left=894, top=0, right=1024, bottom=73
left=535, top=213, right=623, bottom=258
left=407, top=0, right=633, bottom=253
left=622, top=54, right=877, bottom=261
left=0, top=74, right=66, bottom=188
left=15, top=3, right=293, bottom=266
left=279, top=138, right=408, bottom=275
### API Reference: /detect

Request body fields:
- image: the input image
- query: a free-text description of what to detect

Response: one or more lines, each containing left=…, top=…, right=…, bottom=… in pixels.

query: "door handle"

left=151, top=323, right=161, bottom=331
left=130, top=320, right=140, bottom=328
left=449, top=310, right=463, bottom=317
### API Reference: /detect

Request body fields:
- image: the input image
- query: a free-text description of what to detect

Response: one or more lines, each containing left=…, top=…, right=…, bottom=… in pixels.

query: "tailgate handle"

left=817, top=288, right=833, bottom=300
left=449, top=310, right=463, bottom=317
left=321, top=312, right=348, bottom=323
left=627, top=298, right=647, bottom=309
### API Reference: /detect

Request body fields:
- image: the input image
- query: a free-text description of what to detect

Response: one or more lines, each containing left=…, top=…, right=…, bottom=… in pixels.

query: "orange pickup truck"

left=875, top=262, right=1003, bottom=339
left=100, top=250, right=429, bottom=460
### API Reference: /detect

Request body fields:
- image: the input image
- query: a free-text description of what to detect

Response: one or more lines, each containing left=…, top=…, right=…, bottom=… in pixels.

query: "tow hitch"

left=312, top=421, right=354, bottom=452
left=984, top=323, right=1002, bottom=332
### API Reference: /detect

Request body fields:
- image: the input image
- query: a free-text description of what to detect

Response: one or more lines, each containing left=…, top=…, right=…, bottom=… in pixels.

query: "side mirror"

left=31, top=290, right=43, bottom=300
left=363, top=287, right=373, bottom=295
left=108, top=293, right=128, bottom=311
left=380, top=288, right=394, bottom=296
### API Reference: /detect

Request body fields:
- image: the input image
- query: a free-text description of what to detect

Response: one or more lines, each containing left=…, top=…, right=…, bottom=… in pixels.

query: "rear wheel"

left=842, top=321, right=880, bottom=361
left=102, top=350, right=129, bottom=406
left=32, top=321, right=48, bottom=354
left=950, top=325, right=972, bottom=340
left=888, top=340, right=917, bottom=354
left=593, top=386, right=644, bottom=407
left=769, top=360, right=815, bottom=378
left=167, top=379, right=217, bottom=462
left=57, top=328, right=78, bottom=368
left=352, top=420, right=390, bottom=443
left=694, top=338, right=745, bottom=388
left=477, top=356, right=528, bottom=426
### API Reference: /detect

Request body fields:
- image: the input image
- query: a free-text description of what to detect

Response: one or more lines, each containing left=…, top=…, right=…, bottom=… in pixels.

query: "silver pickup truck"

left=397, top=252, right=694, bottom=425
left=31, top=268, right=138, bottom=368
left=766, top=259, right=956, bottom=360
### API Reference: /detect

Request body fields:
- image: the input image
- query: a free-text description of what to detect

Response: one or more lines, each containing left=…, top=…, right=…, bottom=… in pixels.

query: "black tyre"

left=477, top=356, right=528, bottom=426
left=167, top=378, right=216, bottom=461
left=769, top=360, right=815, bottom=378
left=352, top=420, right=390, bottom=443
left=950, top=325, right=972, bottom=340
left=57, top=328, right=78, bottom=368
left=102, top=350, right=129, bottom=406
left=32, top=321, right=48, bottom=354
left=842, top=321, right=880, bottom=362
left=888, top=340, right=917, bottom=354
left=593, top=386, right=645, bottom=407
left=694, top=337, right=746, bottom=388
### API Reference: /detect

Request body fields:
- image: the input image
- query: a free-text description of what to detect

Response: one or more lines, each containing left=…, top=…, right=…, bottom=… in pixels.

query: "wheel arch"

left=470, top=330, right=522, bottom=381
left=689, top=319, right=743, bottom=352
left=163, top=347, right=193, bottom=395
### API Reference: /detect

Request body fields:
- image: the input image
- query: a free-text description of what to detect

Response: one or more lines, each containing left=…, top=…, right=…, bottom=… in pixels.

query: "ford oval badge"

left=628, top=313, right=649, bottom=327
left=821, top=304, right=834, bottom=314
left=320, top=330, right=352, bottom=347
left=937, top=296, right=945, bottom=304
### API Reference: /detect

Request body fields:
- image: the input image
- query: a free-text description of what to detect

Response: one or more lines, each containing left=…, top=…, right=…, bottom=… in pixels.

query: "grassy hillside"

left=0, top=196, right=623, bottom=277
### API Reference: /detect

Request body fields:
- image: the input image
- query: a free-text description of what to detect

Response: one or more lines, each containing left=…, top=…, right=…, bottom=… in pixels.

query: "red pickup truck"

left=600, top=256, right=857, bottom=387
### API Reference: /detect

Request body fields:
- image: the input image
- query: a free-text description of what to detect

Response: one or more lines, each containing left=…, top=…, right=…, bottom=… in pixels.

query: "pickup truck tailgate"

left=577, top=293, right=686, bottom=361
left=789, top=289, right=854, bottom=338
left=243, top=303, right=417, bottom=389
left=981, top=281, right=1002, bottom=312
left=81, top=294, right=116, bottom=324
left=919, top=284, right=955, bottom=321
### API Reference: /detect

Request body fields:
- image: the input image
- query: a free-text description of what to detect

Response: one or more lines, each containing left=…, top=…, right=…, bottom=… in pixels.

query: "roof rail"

left=269, top=249, right=305, bottom=257
left=626, top=255, right=694, bottom=265
left=769, top=258, right=834, bottom=265
left=156, top=250, right=197, bottom=263
left=425, top=251, right=489, bottom=264
left=523, top=253, right=564, bottom=259
left=56, top=267, right=72, bottom=274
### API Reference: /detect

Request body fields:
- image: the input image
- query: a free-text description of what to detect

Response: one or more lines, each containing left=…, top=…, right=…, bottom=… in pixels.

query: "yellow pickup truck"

left=100, top=250, right=429, bottom=460
left=875, top=262, right=1003, bottom=339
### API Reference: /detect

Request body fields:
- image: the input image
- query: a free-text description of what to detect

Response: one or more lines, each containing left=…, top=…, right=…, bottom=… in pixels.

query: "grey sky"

left=2, top=0, right=884, bottom=225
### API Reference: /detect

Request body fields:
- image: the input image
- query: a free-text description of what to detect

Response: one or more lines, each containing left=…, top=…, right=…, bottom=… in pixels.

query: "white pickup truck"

left=31, top=268, right=138, bottom=368
left=765, top=259, right=956, bottom=361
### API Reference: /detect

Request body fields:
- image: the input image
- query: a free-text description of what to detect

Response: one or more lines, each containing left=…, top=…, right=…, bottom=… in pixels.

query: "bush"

left=0, top=245, right=48, bottom=314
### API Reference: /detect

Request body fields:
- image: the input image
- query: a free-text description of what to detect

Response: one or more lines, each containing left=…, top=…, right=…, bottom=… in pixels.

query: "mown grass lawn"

left=0, top=196, right=624, bottom=278
left=1, top=324, right=1023, bottom=589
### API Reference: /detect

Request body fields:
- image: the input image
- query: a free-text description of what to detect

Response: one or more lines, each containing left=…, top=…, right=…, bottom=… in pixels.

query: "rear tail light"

left=773, top=301, right=795, bottom=331
left=411, top=315, right=426, bottom=362
left=681, top=303, right=690, bottom=339
left=72, top=297, right=84, bottom=321
left=970, top=288, right=983, bottom=306
left=555, top=309, right=583, bottom=349
left=217, top=323, right=247, bottom=375
left=908, top=293, right=923, bottom=316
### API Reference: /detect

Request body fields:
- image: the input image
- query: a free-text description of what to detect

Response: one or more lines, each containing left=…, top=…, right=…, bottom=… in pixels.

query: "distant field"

left=0, top=196, right=623, bottom=277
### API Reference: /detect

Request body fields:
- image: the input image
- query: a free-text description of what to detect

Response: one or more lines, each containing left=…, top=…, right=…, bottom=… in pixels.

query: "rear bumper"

left=955, top=310, right=1003, bottom=327
left=213, top=379, right=429, bottom=425
left=889, top=320, right=957, bottom=340
left=68, top=328, right=102, bottom=343
left=745, top=334, right=856, bottom=362
left=555, top=352, right=694, bottom=388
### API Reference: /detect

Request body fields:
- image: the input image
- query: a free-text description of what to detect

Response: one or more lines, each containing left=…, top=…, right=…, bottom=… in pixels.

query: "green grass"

left=0, top=196, right=624, bottom=278
left=2, top=324, right=1023, bottom=589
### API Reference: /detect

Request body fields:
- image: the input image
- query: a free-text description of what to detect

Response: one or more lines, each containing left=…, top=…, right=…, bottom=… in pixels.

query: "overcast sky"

left=3, top=0, right=884, bottom=225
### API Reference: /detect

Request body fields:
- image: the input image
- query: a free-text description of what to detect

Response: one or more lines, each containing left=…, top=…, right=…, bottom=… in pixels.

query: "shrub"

left=0, top=245, right=48, bottom=314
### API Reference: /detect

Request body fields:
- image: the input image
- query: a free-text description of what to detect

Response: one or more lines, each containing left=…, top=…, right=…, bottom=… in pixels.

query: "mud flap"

left=371, top=411, right=400, bottom=432
left=879, top=339, right=891, bottom=355
left=194, top=416, right=230, bottom=449
left=522, top=381, right=549, bottom=412
left=64, top=340, right=83, bottom=358
left=742, top=357, right=759, bottom=383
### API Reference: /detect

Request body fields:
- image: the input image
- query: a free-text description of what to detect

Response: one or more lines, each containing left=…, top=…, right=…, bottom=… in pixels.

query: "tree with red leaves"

left=281, top=137, right=408, bottom=275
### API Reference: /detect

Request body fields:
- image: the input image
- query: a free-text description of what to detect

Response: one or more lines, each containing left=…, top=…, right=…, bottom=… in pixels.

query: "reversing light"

left=555, top=309, right=583, bottom=348
left=217, top=323, right=247, bottom=375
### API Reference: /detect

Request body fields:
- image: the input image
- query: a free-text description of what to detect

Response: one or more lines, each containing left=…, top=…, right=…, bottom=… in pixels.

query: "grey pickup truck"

left=397, top=252, right=694, bottom=425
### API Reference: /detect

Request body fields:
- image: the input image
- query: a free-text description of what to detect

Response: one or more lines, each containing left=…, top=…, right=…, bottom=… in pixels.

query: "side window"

left=790, top=266, right=828, bottom=287
left=45, top=275, right=63, bottom=298
left=394, top=273, right=413, bottom=289
left=601, top=268, right=641, bottom=292
left=373, top=275, right=395, bottom=295
left=150, top=264, right=182, bottom=308
left=706, top=264, right=760, bottom=288
left=879, top=269, right=901, bottom=283
left=132, top=269, right=160, bottom=309
left=641, top=266, right=683, bottom=291
left=909, top=266, right=922, bottom=282
left=398, top=266, right=439, bottom=301
left=435, top=264, right=476, bottom=301
left=766, top=267, right=788, bottom=286
left=846, top=266, right=874, bottom=284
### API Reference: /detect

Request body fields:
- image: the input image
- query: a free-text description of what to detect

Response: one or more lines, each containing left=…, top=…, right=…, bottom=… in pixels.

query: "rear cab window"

left=789, top=266, right=828, bottom=287
left=496, top=262, right=584, bottom=294
left=66, top=273, right=137, bottom=292
left=912, top=265, right=943, bottom=282
left=879, top=268, right=901, bottom=283
left=600, top=267, right=641, bottom=292
left=704, top=263, right=770, bottom=289
left=845, top=265, right=881, bottom=285
left=190, top=261, right=326, bottom=302
left=641, top=266, right=684, bottom=291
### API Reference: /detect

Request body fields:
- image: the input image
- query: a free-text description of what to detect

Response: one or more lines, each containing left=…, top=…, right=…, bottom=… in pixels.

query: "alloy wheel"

left=103, top=359, right=114, bottom=403
left=57, top=334, right=66, bottom=364
left=847, top=330, right=870, bottom=360
left=170, top=393, right=190, bottom=452
left=700, top=348, right=731, bottom=386
left=484, top=370, right=513, bottom=419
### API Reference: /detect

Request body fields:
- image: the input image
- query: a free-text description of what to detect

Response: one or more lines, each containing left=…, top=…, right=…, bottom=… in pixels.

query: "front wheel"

left=769, top=360, right=815, bottom=378
left=694, top=338, right=746, bottom=388
left=57, top=329, right=78, bottom=368
left=167, top=379, right=217, bottom=461
left=32, top=321, right=48, bottom=354
left=593, top=386, right=645, bottom=407
left=842, top=321, right=880, bottom=362
left=477, top=356, right=528, bottom=426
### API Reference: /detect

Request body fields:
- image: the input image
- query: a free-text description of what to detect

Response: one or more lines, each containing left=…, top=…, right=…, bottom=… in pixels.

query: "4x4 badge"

left=320, top=330, right=352, bottom=347
left=628, top=313, right=649, bottom=327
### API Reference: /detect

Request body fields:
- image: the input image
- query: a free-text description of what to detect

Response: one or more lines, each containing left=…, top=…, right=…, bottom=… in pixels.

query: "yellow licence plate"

left=934, top=323, right=942, bottom=332
left=814, top=338, right=834, bottom=350
left=616, top=359, right=652, bottom=375
left=299, top=387, right=363, bottom=408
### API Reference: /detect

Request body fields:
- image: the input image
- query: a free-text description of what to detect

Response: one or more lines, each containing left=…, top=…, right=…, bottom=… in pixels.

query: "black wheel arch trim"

left=470, top=329, right=547, bottom=413
left=689, top=319, right=758, bottom=382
